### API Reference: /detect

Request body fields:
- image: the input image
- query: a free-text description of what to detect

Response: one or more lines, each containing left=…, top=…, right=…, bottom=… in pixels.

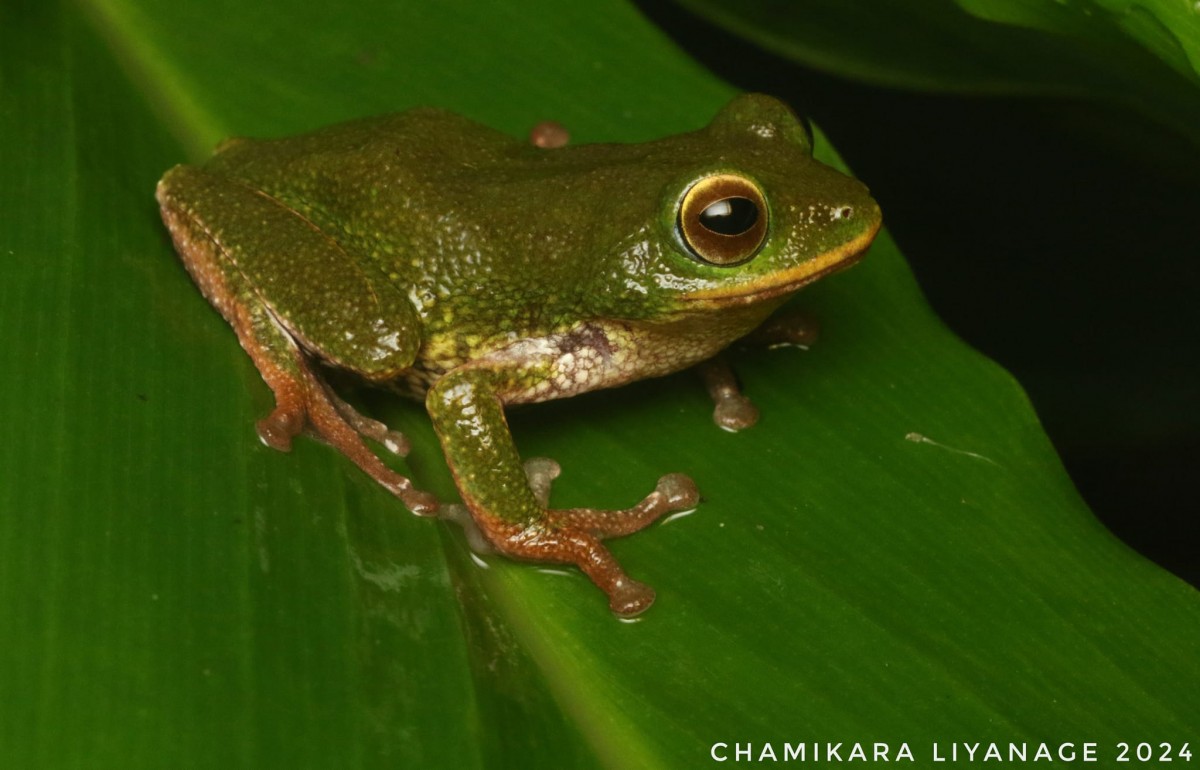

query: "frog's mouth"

left=677, top=222, right=880, bottom=307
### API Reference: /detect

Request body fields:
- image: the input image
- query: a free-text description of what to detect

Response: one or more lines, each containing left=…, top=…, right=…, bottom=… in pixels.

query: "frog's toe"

left=360, top=421, right=411, bottom=456
left=523, top=457, right=562, bottom=508
left=256, top=403, right=305, bottom=451
left=322, top=382, right=411, bottom=456
left=713, top=393, right=760, bottom=432
left=271, top=362, right=436, bottom=517
left=473, top=518, right=659, bottom=616
left=529, top=120, right=570, bottom=149
left=439, top=503, right=495, bottom=554
left=700, top=358, right=759, bottom=432
left=546, top=472, right=699, bottom=538
left=403, top=489, right=440, bottom=517
left=657, top=473, right=700, bottom=509
left=748, top=310, right=821, bottom=349
left=609, top=576, right=656, bottom=617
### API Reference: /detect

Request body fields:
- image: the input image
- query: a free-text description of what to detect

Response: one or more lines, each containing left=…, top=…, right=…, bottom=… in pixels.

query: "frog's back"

left=206, top=107, right=518, bottom=195
left=194, top=109, right=609, bottom=377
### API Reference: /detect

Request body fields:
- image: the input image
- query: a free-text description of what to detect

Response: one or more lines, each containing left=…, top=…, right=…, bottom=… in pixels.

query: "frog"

left=156, top=93, right=881, bottom=617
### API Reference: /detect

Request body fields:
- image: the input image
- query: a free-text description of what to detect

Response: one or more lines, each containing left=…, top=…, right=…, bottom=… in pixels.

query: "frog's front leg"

left=427, top=348, right=699, bottom=617
left=700, top=358, right=759, bottom=432
left=700, top=310, right=822, bottom=432
left=745, top=309, right=821, bottom=350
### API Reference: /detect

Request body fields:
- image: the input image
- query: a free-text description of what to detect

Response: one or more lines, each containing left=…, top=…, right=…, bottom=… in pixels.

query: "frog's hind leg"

left=319, top=379, right=412, bottom=457
left=239, top=305, right=437, bottom=516
left=160, top=199, right=435, bottom=516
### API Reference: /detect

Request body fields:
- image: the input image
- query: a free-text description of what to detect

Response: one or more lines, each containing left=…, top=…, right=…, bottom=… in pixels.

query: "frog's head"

left=590, top=94, right=881, bottom=321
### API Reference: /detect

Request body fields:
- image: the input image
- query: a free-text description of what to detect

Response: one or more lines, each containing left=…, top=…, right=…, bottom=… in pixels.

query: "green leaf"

left=674, top=0, right=1200, bottom=149
left=2, top=0, right=1197, bottom=767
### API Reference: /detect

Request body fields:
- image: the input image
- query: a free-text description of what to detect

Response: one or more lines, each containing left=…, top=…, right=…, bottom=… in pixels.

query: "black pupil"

left=699, top=197, right=758, bottom=236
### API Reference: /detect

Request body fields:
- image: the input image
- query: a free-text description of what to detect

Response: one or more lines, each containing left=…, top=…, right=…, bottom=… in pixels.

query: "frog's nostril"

left=832, top=206, right=854, bottom=221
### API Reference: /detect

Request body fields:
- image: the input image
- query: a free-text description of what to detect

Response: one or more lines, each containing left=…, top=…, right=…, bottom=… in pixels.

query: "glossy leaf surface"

left=2, top=0, right=1197, bottom=767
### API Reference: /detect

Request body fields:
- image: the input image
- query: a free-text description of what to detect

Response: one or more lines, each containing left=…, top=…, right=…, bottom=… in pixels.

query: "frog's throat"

left=678, top=223, right=880, bottom=307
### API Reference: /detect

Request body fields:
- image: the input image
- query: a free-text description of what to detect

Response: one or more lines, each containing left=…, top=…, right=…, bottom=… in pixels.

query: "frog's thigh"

left=158, top=165, right=420, bottom=379
left=160, top=191, right=307, bottom=447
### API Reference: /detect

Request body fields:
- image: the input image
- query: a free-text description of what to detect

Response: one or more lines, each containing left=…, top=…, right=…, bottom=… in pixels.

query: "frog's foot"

left=439, top=458, right=561, bottom=554
left=260, top=372, right=412, bottom=457
left=160, top=178, right=432, bottom=515
left=545, top=473, right=698, bottom=537
left=318, top=379, right=411, bottom=457
left=699, top=358, right=759, bottom=432
left=439, top=455, right=559, bottom=546
left=438, top=503, right=492, bottom=554
left=522, top=457, right=561, bottom=508
left=476, top=473, right=699, bottom=617
left=242, top=321, right=436, bottom=517
left=698, top=311, right=824, bottom=432
left=745, top=310, right=821, bottom=350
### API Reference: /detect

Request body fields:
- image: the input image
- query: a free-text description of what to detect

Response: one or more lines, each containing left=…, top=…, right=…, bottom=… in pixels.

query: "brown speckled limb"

left=159, top=197, right=436, bottom=517
left=479, top=496, right=695, bottom=617
left=545, top=473, right=698, bottom=537
left=511, top=525, right=657, bottom=617
left=319, top=379, right=411, bottom=457
left=466, top=467, right=698, bottom=617
left=427, top=359, right=698, bottom=616
left=442, top=460, right=699, bottom=580
left=242, top=307, right=438, bottom=517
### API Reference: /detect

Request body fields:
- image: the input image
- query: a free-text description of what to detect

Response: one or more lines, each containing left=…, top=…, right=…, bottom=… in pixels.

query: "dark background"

left=641, top=1, right=1200, bottom=588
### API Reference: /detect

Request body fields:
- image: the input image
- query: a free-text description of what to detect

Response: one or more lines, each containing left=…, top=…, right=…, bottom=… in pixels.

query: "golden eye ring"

left=677, top=174, right=768, bottom=266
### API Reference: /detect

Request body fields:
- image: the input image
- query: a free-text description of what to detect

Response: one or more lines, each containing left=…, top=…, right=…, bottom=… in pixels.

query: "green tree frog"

left=156, top=94, right=881, bottom=616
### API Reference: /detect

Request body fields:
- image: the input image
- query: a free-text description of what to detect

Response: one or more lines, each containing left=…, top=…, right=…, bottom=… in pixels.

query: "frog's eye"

left=678, top=174, right=768, bottom=266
